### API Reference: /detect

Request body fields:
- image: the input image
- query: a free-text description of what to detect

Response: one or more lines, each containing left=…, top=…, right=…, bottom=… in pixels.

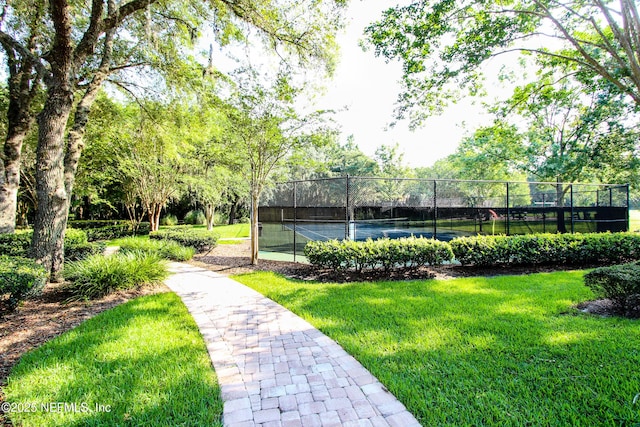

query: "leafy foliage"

left=584, top=263, right=640, bottom=316
left=69, top=220, right=151, bottom=241
left=0, top=255, right=47, bottom=313
left=63, top=252, right=168, bottom=300
left=304, top=237, right=454, bottom=272
left=184, top=210, right=206, bottom=225
left=0, top=229, right=102, bottom=261
left=451, top=233, right=640, bottom=267
left=150, top=228, right=218, bottom=252
left=365, top=0, right=640, bottom=125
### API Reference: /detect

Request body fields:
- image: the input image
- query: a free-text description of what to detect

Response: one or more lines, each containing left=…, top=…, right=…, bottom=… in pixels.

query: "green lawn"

left=234, top=271, right=640, bottom=426
left=212, top=223, right=249, bottom=239
left=4, top=292, right=223, bottom=427
left=630, top=209, right=640, bottom=232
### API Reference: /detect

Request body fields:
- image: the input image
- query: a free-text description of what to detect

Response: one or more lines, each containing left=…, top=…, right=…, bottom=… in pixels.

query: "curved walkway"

left=165, top=262, right=421, bottom=427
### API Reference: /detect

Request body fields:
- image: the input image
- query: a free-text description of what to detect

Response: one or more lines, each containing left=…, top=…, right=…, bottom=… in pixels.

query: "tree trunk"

left=228, top=194, right=239, bottom=225
left=32, top=87, right=74, bottom=281
left=148, top=204, right=162, bottom=232
left=205, top=203, right=215, bottom=231
left=0, top=128, right=29, bottom=233
left=250, top=191, right=260, bottom=265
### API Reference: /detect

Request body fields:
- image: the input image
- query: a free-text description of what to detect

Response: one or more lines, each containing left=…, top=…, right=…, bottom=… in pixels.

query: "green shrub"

left=117, top=236, right=195, bottom=261
left=65, top=242, right=106, bottom=261
left=150, top=228, right=218, bottom=252
left=239, top=217, right=250, bottom=224
left=160, top=214, right=179, bottom=226
left=0, top=233, right=31, bottom=257
left=0, top=256, right=47, bottom=313
left=584, top=262, right=640, bottom=316
left=0, top=229, right=93, bottom=259
left=304, top=237, right=454, bottom=272
left=69, top=220, right=151, bottom=241
left=450, top=232, right=640, bottom=267
left=63, top=251, right=168, bottom=300
left=184, top=210, right=206, bottom=225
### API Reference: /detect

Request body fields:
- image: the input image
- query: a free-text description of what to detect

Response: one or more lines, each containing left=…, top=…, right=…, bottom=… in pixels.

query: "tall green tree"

left=365, top=0, right=640, bottom=126
left=225, top=73, right=337, bottom=264
left=0, top=0, right=345, bottom=279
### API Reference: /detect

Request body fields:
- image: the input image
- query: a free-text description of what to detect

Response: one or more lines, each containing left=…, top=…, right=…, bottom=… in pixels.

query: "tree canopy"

left=365, top=0, right=640, bottom=127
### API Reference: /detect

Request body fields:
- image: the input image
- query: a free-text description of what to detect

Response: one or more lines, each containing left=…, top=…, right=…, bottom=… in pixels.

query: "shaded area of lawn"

left=234, top=271, right=640, bottom=426
left=4, top=292, right=222, bottom=427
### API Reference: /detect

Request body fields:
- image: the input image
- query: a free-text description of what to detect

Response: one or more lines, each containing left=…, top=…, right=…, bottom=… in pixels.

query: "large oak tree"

left=0, top=0, right=345, bottom=279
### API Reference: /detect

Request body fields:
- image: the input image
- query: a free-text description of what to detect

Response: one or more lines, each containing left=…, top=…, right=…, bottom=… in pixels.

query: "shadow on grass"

left=5, top=293, right=223, bottom=427
left=235, top=271, right=640, bottom=426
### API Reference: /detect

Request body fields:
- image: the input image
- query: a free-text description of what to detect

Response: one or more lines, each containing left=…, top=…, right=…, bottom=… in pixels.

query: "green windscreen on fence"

left=258, top=177, right=629, bottom=257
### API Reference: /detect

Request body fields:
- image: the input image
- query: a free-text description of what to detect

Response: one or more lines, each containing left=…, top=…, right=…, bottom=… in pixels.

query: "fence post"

left=506, top=182, right=510, bottom=235
left=345, top=175, right=350, bottom=240
left=626, top=183, right=630, bottom=232
left=433, top=180, right=438, bottom=239
left=293, top=181, right=297, bottom=262
left=570, top=184, right=574, bottom=234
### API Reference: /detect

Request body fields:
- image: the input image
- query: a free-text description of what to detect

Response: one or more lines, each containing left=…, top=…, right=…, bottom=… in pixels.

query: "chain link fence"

left=258, top=176, right=629, bottom=258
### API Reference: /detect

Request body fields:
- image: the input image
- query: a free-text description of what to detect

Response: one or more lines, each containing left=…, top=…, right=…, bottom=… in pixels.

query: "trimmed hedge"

left=584, top=262, right=640, bottom=316
left=150, top=228, right=218, bottom=252
left=304, top=237, right=454, bottom=272
left=450, top=233, right=640, bottom=267
left=0, top=229, right=101, bottom=261
left=68, top=220, right=151, bottom=241
left=0, top=255, right=47, bottom=314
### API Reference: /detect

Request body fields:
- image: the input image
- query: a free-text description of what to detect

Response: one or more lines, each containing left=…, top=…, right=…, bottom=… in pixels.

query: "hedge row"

left=150, top=228, right=218, bottom=252
left=0, top=229, right=104, bottom=261
left=304, top=232, right=640, bottom=271
left=584, top=262, right=640, bottom=316
left=68, top=220, right=150, bottom=241
left=304, top=237, right=454, bottom=272
left=450, top=233, right=640, bottom=266
left=0, top=255, right=47, bottom=314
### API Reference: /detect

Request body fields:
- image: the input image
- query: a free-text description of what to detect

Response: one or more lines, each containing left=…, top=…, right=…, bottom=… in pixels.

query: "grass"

left=213, top=223, right=249, bottom=239
left=630, top=209, right=640, bottom=232
left=4, top=292, right=223, bottom=427
left=233, top=271, right=640, bottom=426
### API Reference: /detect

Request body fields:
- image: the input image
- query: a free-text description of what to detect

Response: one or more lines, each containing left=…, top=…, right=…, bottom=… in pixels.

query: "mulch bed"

left=0, top=240, right=622, bottom=425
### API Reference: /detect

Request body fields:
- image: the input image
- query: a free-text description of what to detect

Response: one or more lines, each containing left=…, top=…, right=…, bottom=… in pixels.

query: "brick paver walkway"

left=165, top=262, right=421, bottom=427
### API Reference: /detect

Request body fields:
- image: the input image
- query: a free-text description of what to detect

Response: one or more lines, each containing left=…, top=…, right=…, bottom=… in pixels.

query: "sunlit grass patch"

left=234, top=270, right=640, bottom=426
left=5, top=292, right=222, bottom=427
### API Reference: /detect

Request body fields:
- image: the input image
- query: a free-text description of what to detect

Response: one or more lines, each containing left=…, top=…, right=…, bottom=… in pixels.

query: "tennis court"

left=281, top=219, right=467, bottom=242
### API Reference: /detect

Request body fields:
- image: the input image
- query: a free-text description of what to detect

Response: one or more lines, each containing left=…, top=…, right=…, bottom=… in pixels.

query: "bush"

left=584, top=262, right=640, bottom=316
left=160, top=214, right=178, bottom=226
left=150, top=228, right=218, bottom=252
left=0, top=229, right=95, bottom=259
left=63, top=251, right=168, bottom=300
left=304, top=237, right=454, bottom=272
left=117, top=237, right=195, bottom=261
left=0, top=232, right=31, bottom=257
left=184, top=210, right=206, bottom=225
left=0, top=256, right=47, bottom=313
left=69, top=220, right=151, bottom=241
left=450, top=232, right=640, bottom=267
left=65, top=242, right=106, bottom=261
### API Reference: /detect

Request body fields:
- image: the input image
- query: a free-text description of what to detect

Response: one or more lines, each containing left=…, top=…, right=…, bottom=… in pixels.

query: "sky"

left=314, top=2, right=498, bottom=168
